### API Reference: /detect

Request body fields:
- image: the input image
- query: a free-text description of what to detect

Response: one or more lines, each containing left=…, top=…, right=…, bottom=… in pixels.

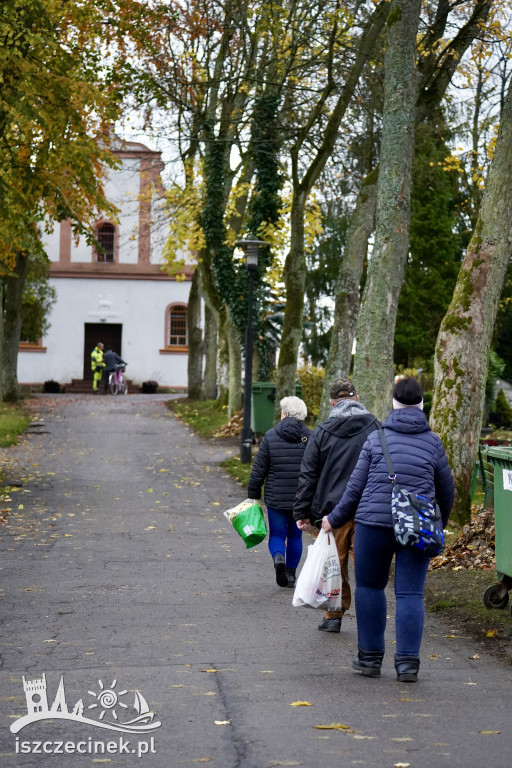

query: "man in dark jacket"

left=294, top=378, right=379, bottom=632
left=102, top=346, right=126, bottom=393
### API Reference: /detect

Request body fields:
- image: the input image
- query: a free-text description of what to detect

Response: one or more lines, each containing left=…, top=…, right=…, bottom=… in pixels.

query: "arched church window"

left=169, top=304, right=187, bottom=347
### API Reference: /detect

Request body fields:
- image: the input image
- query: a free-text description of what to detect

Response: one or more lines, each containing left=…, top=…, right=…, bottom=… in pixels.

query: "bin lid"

left=486, top=446, right=512, bottom=463
left=251, top=381, right=276, bottom=391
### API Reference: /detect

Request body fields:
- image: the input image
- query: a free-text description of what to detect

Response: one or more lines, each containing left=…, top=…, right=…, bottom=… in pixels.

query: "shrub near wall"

left=297, top=365, right=325, bottom=425
left=490, top=389, right=512, bottom=429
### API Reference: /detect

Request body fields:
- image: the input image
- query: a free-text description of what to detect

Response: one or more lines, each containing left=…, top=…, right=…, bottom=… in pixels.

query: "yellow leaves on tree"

left=0, top=0, right=165, bottom=265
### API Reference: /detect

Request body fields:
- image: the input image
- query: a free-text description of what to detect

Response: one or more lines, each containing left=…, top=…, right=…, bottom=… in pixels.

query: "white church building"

left=17, top=138, right=193, bottom=391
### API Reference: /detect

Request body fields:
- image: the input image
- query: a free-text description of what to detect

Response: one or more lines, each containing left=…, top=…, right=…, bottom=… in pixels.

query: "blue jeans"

left=266, top=507, right=303, bottom=570
left=354, top=523, right=430, bottom=657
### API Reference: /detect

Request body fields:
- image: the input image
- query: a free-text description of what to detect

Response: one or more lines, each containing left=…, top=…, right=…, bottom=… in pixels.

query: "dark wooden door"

left=83, top=324, right=123, bottom=380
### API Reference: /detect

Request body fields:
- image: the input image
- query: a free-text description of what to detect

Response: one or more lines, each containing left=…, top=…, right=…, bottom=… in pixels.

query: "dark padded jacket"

left=293, top=408, right=379, bottom=524
left=248, top=417, right=312, bottom=512
left=327, top=407, right=454, bottom=530
left=103, top=350, right=126, bottom=372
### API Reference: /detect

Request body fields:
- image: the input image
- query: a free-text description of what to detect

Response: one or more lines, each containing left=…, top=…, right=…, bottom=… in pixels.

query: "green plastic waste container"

left=251, top=382, right=276, bottom=434
left=482, top=446, right=512, bottom=614
left=251, top=380, right=303, bottom=435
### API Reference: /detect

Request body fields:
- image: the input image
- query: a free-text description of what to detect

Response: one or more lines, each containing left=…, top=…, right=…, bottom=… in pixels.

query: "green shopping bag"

left=224, top=498, right=267, bottom=548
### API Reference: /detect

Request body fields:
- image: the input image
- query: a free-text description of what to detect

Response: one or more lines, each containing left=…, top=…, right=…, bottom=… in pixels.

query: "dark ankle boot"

left=285, top=568, right=296, bottom=588
left=273, top=554, right=288, bottom=587
left=352, top=649, right=383, bottom=678
left=394, top=654, right=420, bottom=682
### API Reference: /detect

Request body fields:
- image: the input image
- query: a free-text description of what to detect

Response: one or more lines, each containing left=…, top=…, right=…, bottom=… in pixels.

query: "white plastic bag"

left=292, top=529, right=342, bottom=610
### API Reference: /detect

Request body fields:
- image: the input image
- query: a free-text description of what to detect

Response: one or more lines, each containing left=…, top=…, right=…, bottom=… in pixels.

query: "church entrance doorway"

left=83, top=324, right=123, bottom=380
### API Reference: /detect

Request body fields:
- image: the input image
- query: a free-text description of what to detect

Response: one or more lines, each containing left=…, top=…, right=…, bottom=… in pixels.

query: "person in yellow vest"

left=90, top=342, right=105, bottom=393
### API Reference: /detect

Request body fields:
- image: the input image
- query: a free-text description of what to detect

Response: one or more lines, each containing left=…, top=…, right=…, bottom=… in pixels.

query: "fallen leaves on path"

left=314, top=723, right=354, bottom=732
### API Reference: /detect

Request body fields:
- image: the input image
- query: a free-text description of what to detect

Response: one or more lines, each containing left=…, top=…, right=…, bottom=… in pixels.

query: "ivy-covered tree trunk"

left=203, top=304, right=217, bottom=400
left=2, top=252, right=29, bottom=401
left=318, top=174, right=378, bottom=420
left=352, top=0, right=422, bottom=420
left=430, top=75, right=512, bottom=525
left=187, top=268, right=203, bottom=399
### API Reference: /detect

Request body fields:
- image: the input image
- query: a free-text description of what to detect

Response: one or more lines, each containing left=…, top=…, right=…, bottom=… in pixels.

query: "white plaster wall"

left=44, top=225, right=61, bottom=263
left=17, top=277, right=191, bottom=387
left=111, top=158, right=140, bottom=264
left=150, top=194, right=168, bottom=264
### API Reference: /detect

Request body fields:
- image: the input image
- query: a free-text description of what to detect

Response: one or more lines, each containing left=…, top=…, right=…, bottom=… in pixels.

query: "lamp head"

left=235, top=235, right=267, bottom=272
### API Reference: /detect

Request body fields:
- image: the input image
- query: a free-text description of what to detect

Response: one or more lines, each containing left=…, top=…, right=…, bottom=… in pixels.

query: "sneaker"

left=317, top=617, right=342, bottom=633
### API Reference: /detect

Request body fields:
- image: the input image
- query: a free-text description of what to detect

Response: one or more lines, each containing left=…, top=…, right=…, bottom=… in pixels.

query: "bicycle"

left=108, top=364, right=128, bottom=395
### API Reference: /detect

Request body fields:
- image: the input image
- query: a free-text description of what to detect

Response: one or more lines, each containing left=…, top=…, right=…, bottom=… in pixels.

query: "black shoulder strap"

left=378, top=427, right=396, bottom=483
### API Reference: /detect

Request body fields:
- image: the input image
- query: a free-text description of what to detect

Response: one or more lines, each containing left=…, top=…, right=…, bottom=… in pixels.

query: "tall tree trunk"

left=318, top=173, right=378, bottom=420
left=216, top=324, right=229, bottom=408
left=2, top=253, right=29, bottom=401
left=321, top=0, right=491, bottom=419
left=274, top=1, right=391, bottom=415
left=275, top=191, right=307, bottom=417
left=352, top=0, right=422, bottom=420
left=226, top=316, right=242, bottom=418
left=215, top=309, right=241, bottom=416
left=430, top=76, right=512, bottom=525
left=0, top=281, right=3, bottom=401
left=186, top=268, right=203, bottom=399
left=203, top=304, right=218, bottom=400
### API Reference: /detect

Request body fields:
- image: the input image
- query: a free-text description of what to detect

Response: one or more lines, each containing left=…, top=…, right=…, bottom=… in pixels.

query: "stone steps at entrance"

left=64, top=378, right=139, bottom=394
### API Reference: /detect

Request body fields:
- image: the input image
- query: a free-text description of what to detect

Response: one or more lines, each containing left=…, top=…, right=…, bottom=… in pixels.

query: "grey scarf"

left=329, top=399, right=369, bottom=420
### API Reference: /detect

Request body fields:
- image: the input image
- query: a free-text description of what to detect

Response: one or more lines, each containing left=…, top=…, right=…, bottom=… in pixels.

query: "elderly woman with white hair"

left=248, top=396, right=312, bottom=588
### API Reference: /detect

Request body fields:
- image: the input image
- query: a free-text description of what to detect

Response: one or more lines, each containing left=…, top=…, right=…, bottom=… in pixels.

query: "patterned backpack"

left=378, top=428, right=445, bottom=557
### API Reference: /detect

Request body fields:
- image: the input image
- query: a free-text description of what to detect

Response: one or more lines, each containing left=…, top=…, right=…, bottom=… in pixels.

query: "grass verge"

left=219, top=456, right=253, bottom=487
left=167, top=398, right=229, bottom=438
left=0, top=402, right=31, bottom=448
left=425, top=569, right=512, bottom=663
left=0, top=402, right=31, bottom=491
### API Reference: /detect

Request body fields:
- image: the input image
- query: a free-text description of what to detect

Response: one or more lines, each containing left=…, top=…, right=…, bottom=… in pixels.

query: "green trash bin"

left=251, top=380, right=303, bottom=435
left=478, top=445, right=495, bottom=509
left=482, top=446, right=512, bottom=613
left=251, top=382, right=276, bottom=434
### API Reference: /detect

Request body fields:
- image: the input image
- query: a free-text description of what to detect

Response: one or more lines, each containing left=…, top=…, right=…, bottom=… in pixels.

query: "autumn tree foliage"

left=0, top=0, right=162, bottom=400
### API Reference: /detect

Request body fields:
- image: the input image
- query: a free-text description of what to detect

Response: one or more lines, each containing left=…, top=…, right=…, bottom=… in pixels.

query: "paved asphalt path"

left=0, top=394, right=511, bottom=768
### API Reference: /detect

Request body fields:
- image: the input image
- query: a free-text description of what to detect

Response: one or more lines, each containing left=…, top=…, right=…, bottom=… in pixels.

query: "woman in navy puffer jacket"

left=323, top=378, right=454, bottom=683
left=248, top=396, right=311, bottom=589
